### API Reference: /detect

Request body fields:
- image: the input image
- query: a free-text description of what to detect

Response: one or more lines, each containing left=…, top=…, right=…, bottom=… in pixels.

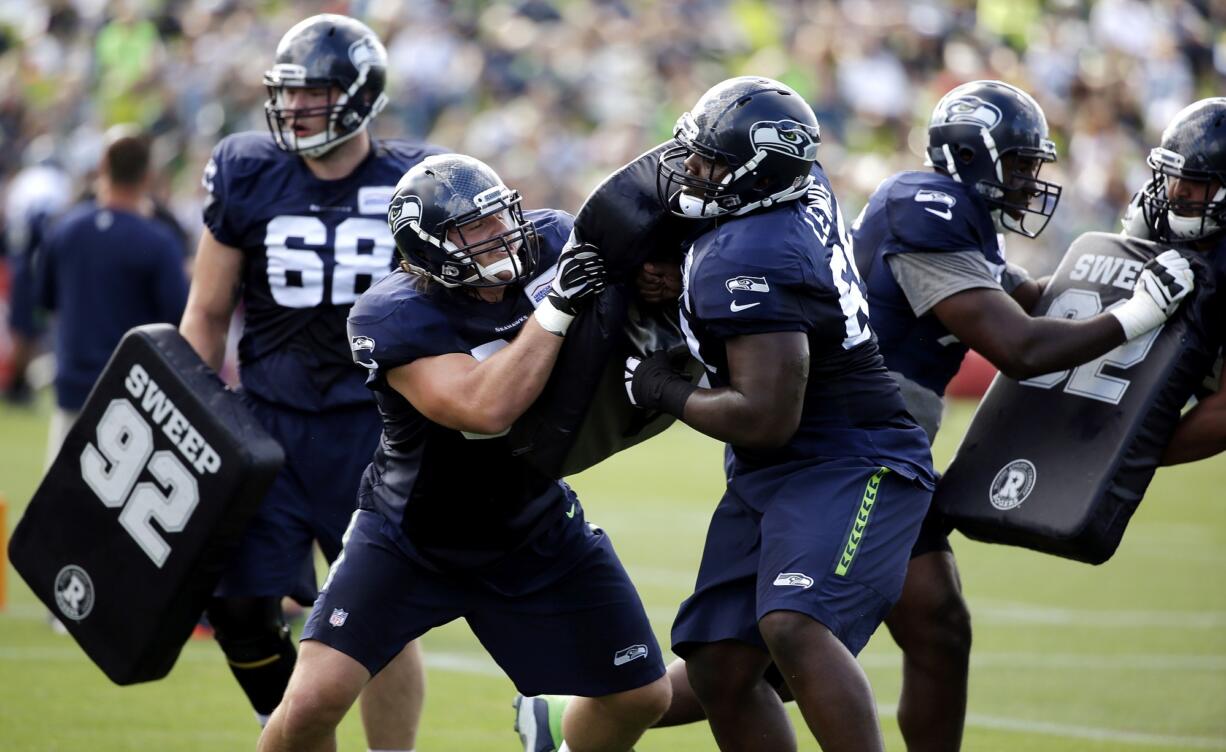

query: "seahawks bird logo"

left=939, top=95, right=1002, bottom=130
left=750, top=119, right=820, bottom=160
left=388, top=194, right=423, bottom=235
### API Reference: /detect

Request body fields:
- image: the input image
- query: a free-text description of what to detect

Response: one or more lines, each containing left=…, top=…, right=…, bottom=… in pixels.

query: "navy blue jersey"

left=203, top=132, right=447, bottom=410
left=681, top=172, right=933, bottom=483
left=37, top=201, right=188, bottom=409
left=852, top=171, right=1003, bottom=396
left=346, top=209, right=576, bottom=571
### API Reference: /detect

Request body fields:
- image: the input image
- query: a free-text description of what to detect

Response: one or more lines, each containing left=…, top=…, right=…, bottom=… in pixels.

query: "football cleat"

left=512, top=693, right=568, bottom=752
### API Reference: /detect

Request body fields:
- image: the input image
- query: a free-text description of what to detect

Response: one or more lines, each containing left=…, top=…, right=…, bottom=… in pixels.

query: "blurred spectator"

left=2, top=136, right=72, bottom=404
left=34, top=126, right=188, bottom=464
left=0, top=0, right=1223, bottom=347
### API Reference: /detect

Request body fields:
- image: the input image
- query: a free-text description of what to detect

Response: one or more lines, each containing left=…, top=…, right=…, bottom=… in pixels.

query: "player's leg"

left=360, top=640, right=425, bottom=751
left=753, top=461, right=930, bottom=752
left=309, top=402, right=426, bottom=751
left=209, top=392, right=322, bottom=725
left=484, top=516, right=668, bottom=752
left=272, top=508, right=457, bottom=751
left=670, top=483, right=798, bottom=750
left=884, top=544, right=970, bottom=752
left=758, top=610, right=883, bottom=752
left=258, top=640, right=369, bottom=752
left=686, top=640, right=797, bottom=751
left=207, top=595, right=299, bottom=724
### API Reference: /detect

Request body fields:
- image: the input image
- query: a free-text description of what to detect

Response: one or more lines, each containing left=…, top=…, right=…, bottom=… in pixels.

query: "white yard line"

left=2, top=646, right=1222, bottom=748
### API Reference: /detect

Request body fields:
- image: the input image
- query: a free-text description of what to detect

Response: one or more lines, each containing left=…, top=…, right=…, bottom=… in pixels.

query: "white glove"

left=1109, top=250, right=1194, bottom=339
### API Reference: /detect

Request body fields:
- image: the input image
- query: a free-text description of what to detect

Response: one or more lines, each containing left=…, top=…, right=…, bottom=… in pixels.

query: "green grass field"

left=1, top=396, right=1224, bottom=751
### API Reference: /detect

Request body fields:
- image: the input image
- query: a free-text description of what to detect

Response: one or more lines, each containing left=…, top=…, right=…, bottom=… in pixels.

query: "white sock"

left=558, top=744, right=571, bottom=752
left=368, top=749, right=414, bottom=752
left=255, top=712, right=271, bottom=728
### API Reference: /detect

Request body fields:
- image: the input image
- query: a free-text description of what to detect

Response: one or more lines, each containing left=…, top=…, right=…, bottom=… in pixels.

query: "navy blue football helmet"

left=388, top=155, right=539, bottom=288
left=263, top=14, right=388, bottom=158
left=926, top=80, right=1061, bottom=238
left=1140, top=98, right=1226, bottom=243
left=657, top=76, right=821, bottom=218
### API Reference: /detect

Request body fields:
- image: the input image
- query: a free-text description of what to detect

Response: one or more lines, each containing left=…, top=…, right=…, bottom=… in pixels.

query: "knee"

left=757, top=610, right=817, bottom=661
left=277, top=682, right=351, bottom=735
left=686, top=649, right=763, bottom=708
left=207, top=597, right=290, bottom=661
left=590, top=674, right=672, bottom=729
left=893, top=590, right=972, bottom=661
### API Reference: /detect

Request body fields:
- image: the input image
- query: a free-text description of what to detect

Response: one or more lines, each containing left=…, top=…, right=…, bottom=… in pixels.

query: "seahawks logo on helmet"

left=348, top=36, right=380, bottom=70
left=388, top=194, right=423, bottom=236
left=750, top=120, right=820, bottom=160
left=938, top=95, right=1003, bottom=130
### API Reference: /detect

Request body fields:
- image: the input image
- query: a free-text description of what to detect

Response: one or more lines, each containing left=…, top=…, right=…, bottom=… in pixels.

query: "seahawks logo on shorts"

left=613, top=644, right=649, bottom=666
left=750, top=120, right=820, bottom=160
left=772, top=572, right=815, bottom=589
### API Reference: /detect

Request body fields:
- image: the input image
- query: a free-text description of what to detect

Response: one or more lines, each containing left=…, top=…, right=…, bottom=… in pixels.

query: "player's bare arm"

left=387, top=320, right=565, bottom=436
left=1161, top=381, right=1226, bottom=465
left=932, top=249, right=1193, bottom=379
left=179, top=226, right=243, bottom=371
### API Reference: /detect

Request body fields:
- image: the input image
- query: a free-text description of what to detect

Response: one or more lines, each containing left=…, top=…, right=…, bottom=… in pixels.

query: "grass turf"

left=0, top=396, right=1223, bottom=750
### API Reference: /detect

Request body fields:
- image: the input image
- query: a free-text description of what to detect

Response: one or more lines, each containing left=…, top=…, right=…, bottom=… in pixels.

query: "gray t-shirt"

left=883, top=250, right=1031, bottom=439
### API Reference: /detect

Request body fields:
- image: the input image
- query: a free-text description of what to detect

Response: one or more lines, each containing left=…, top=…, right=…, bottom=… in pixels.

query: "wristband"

left=533, top=297, right=575, bottom=336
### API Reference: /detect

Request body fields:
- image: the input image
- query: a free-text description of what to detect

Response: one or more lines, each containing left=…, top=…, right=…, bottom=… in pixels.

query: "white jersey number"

left=80, top=399, right=200, bottom=568
left=264, top=216, right=396, bottom=307
left=1020, top=288, right=1163, bottom=405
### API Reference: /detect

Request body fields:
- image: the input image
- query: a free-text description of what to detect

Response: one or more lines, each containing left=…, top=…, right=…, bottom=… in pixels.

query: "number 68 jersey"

left=202, top=131, right=447, bottom=411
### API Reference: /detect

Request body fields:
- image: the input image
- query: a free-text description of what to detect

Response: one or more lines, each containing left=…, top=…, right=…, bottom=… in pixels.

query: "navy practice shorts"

left=673, top=457, right=931, bottom=658
left=302, top=509, right=665, bottom=698
left=213, top=392, right=382, bottom=603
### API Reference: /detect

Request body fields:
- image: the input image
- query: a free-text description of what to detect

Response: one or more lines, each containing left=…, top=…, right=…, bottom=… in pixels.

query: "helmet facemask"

left=1141, top=147, right=1226, bottom=242
left=978, top=141, right=1062, bottom=239
left=392, top=184, right=540, bottom=289
left=263, top=61, right=388, bottom=159
left=657, top=111, right=818, bottom=219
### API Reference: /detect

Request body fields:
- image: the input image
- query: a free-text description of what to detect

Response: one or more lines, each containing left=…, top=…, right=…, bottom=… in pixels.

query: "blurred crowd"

left=1, top=0, right=1224, bottom=276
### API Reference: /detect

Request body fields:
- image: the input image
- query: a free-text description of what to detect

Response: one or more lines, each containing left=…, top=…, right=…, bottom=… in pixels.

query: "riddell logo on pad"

left=989, top=459, right=1036, bottom=510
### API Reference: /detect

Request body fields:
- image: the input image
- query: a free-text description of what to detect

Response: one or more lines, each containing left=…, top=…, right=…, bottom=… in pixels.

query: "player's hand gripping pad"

left=934, top=232, right=1222, bottom=563
left=8, top=324, right=284, bottom=684
left=509, top=142, right=707, bottom=477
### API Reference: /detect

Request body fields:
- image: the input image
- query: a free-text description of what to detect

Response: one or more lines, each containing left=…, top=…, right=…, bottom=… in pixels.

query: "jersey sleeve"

left=689, top=237, right=814, bottom=338
left=884, top=181, right=993, bottom=256
left=347, top=290, right=468, bottom=382
left=201, top=140, right=240, bottom=247
left=886, top=250, right=1002, bottom=316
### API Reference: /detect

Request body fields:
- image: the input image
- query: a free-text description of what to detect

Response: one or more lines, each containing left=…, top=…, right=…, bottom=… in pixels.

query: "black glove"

left=534, top=241, right=607, bottom=336
left=624, top=351, right=697, bottom=417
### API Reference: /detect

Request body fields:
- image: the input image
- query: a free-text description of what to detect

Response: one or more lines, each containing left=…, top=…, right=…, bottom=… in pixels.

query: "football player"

left=621, top=76, right=936, bottom=752
left=259, top=154, right=671, bottom=752
left=1123, top=98, right=1226, bottom=465
left=846, top=80, right=1194, bottom=751
left=178, top=14, right=443, bottom=748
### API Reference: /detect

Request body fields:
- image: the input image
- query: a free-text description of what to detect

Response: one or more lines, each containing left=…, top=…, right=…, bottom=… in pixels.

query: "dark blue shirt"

left=852, top=171, right=1004, bottom=396
left=38, top=201, right=188, bottom=410
left=347, top=209, right=576, bottom=572
left=202, top=132, right=447, bottom=411
left=681, top=171, right=933, bottom=484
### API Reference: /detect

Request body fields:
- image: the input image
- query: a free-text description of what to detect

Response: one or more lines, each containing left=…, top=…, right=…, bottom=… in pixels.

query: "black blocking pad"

left=8, top=324, right=284, bottom=684
left=509, top=143, right=707, bottom=477
left=934, top=232, right=1222, bottom=564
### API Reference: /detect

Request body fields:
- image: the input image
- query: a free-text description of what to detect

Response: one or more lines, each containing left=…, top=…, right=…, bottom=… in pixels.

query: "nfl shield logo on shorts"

left=329, top=608, right=349, bottom=628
